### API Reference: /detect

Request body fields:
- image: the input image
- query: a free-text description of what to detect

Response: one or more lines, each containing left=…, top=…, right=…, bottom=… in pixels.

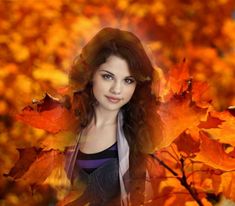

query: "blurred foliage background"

left=0, top=0, right=235, bottom=205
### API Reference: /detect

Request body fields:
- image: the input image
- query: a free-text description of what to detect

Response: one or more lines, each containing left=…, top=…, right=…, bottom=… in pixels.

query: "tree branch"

left=150, top=154, right=204, bottom=206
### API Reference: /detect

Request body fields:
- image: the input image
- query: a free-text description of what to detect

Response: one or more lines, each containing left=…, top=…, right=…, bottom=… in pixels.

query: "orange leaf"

left=15, top=93, right=76, bottom=133
left=200, top=110, right=235, bottom=146
left=40, top=131, right=76, bottom=151
left=5, top=147, right=41, bottom=179
left=168, top=61, right=190, bottom=95
left=22, top=150, right=64, bottom=185
left=187, top=164, right=222, bottom=195
left=192, top=81, right=213, bottom=108
left=193, top=132, right=235, bottom=171
left=220, top=172, right=235, bottom=201
left=156, top=94, right=207, bottom=149
left=7, top=148, right=64, bottom=186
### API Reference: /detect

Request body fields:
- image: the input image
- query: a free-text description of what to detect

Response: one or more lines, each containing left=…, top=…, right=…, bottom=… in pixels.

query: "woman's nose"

left=110, top=81, right=121, bottom=95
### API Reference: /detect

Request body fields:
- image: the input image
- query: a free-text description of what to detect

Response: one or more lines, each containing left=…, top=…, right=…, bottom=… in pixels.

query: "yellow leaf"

left=40, top=131, right=76, bottom=151
left=44, top=166, right=71, bottom=200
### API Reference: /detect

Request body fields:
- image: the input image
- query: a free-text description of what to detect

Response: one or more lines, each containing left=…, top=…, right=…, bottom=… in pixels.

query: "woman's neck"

left=92, top=106, right=119, bottom=128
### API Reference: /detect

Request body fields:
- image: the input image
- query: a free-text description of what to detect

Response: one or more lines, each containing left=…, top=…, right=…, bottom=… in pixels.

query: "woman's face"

left=92, top=55, right=137, bottom=112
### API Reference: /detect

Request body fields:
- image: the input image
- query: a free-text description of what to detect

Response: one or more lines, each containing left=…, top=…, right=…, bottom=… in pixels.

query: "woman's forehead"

left=97, top=55, right=133, bottom=77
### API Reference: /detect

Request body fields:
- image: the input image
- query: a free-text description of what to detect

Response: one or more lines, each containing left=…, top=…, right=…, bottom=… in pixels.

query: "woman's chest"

left=79, top=125, right=117, bottom=153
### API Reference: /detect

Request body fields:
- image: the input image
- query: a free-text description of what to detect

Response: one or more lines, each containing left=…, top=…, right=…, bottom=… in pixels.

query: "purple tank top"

left=76, top=142, right=118, bottom=174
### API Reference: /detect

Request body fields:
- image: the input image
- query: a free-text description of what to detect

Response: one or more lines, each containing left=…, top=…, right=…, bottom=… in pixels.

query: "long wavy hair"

left=69, top=27, right=162, bottom=173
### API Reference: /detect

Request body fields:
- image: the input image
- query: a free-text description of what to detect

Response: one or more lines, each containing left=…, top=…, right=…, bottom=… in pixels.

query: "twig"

left=150, top=154, right=204, bottom=206
left=150, top=154, right=178, bottom=176
left=160, top=150, right=179, bottom=162
left=179, top=158, right=203, bottom=206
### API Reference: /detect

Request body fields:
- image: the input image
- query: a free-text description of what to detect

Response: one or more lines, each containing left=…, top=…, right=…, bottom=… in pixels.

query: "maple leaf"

left=5, top=148, right=64, bottom=186
left=15, top=93, right=77, bottom=134
left=145, top=154, right=167, bottom=203
left=192, top=81, right=213, bottom=108
left=40, top=131, right=77, bottom=151
left=186, top=163, right=223, bottom=196
left=199, top=110, right=235, bottom=147
left=4, top=147, right=42, bottom=179
left=174, top=132, right=200, bottom=157
left=168, top=61, right=191, bottom=95
left=44, top=165, right=71, bottom=201
left=158, top=61, right=191, bottom=102
left=220, top=172, right=235, bottom=201
left=146, top=155, right=213, bottom=206
left=156, top=94, right=207, bottom=149
left=2, top=1, right=235, bottom=205
left=193, top=131, right=235, bottom=171
left=198, top=112, right=225, bottom=129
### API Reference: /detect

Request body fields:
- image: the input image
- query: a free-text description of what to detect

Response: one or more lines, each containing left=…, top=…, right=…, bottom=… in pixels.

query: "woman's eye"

left=125, top=78, right=135, bottom=84
left=102, top=74, right=113, bottom=80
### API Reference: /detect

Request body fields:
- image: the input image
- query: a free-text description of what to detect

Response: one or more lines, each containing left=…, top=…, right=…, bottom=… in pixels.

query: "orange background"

left=1, top=0, right=235, bottom=205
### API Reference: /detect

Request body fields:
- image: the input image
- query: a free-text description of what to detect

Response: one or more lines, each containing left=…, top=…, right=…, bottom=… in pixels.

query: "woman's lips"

left=105, top=95, right=121, bottom=103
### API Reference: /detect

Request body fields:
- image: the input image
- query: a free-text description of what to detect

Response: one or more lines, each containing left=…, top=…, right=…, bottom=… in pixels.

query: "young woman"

left=63, top=27, right=162, bottom=206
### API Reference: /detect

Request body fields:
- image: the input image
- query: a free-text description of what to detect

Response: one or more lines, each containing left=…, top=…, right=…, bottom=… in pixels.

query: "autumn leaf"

left=158, top=61, right=191, bottom=102
left=168, top=61, right=190, bottom=95
left=186, top=163, right=222, bottom=196
left=192, top=81, right=213, bottom=108
left=40, top=131, right=77, bottom=151
left=4, top=147, right=42, bottom=179
left=174, top=132, right=200, bottom=157
left=6, top=148, right=64, bottom=186
left=145, top=154, right=167, bottom=203
left=44, top=166, right=71, bottom=200
left=198, top=112, right=225, bottom=129
left=220, top=171, right=235, bottom=201
left=156, top=94, right=207, bottom=149
left=193, top=131, right=235, bottom=171
left=200, top=110, right=235, bottom=147
left=15, top=93, right=77, bottom=134
left=2, top=1, right=235, bottom=205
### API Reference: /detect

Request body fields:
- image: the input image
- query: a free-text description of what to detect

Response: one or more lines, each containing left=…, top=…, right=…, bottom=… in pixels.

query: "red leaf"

left=174, top=132, right=200, bottom=156
left=15, top=93, right=77, bottom=133
left=198, top=112, right=224, bottom=129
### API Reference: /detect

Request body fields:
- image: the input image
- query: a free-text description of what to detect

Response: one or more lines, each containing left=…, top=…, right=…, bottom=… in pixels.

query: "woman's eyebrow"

left=99, top=69, right=135, bottom=78
left=99, top=70, right=114, bottom=76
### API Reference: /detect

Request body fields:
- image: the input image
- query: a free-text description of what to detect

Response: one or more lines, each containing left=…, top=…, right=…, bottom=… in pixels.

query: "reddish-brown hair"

left=69, top=27, right=162, bottom=171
